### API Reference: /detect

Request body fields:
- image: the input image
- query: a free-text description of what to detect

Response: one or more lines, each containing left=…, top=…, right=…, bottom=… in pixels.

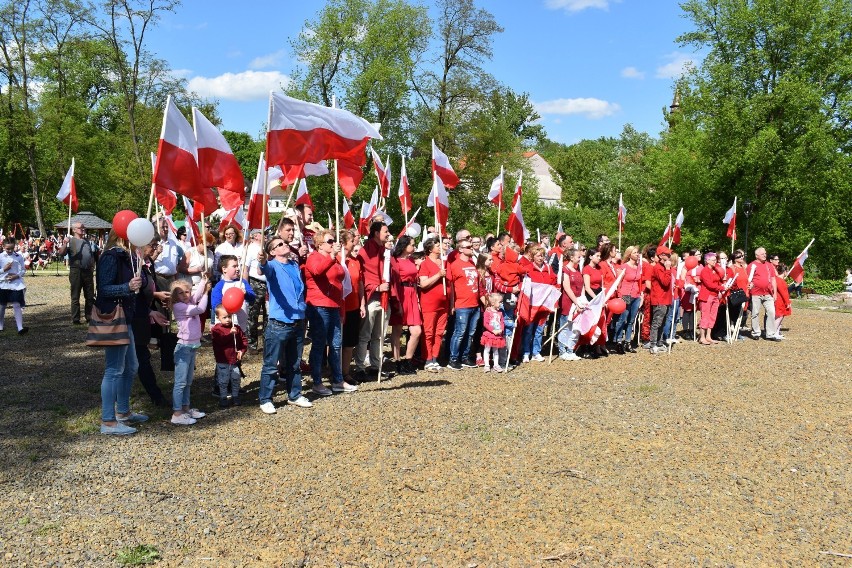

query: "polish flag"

left=337, top=158, right=364, bottom=199
left=218, top=206, right=246, bottom=233
left=505, top=173, right=529, bottom=248
left=151, top=152, right=177, bottom=214
left=56, top=158, right=77, bottom=212
left=342, top=199, right=355, bottom=230
left=266, top=92, right=381, bottom=167
left=427, top=173, right=450, bottom=237
left=618, top=193, right=627, bottom=231
left=163, top=213, right=179, bottom=244
left=673, top=208, right=684, bottom=245
left=516, top=276, right=560, bottom=322
left=245, top=154, right=272, bottom=230
left=281, top=161, right=329, bottom=187
left=153, top=96, right=217, bottom=214
left=432, top=139, right=459, bottom=188
left=294, top=177, right=313, bottom=208
left=554, top=220, right=565, bottom=242
left=192, top=107, right=246, bottom=210
left=723, top=197, right=737, bottom=238
left=658, top=222, right=671, bottom=248
left=398, top=155, right=411, bottom=215
left=359, top=187, right=379, bottom=236
left=787, top=238, right=814, bottom=284
left=574, top=277, right=623, bottom=346
left=182, top=196, right=202, bottom=244
left=396, top=206, right=421, bottom=239
left=488, top=166, right=504, bottom=209
left=371, top=148, right=390, bottom=198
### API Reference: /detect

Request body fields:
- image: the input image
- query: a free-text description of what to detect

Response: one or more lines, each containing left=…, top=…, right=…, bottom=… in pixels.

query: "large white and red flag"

left=432, top=139, right=459, bottom=188
left=516, top=276, right=560, bottom=322
left=505, top=173, right=529, bottom=248
left=618, top=193, right=627, bottom=232
left=658, top=222, right=672, bottom=248
left=574, top=277, right=623, bottom=346
left=488, top=166, right=505, bottom=209
left=294, top=177, right=313, bottom=208
left=427, top=172, right=450, bottom=236
left=192, top=107, right=245, bottom=210
left=723, top=197, right=737, bottom=238
left=787, top=238, right=814, bottom=284
left=371, top=148, right=390, bottom=198
left=342, top=199, right=355, bottom=230
left=56, top=158, right=77, bottom=212
left=266, top=92, right=381, bottom=168
left=337, top=158, right=364, bottom=199
left=398, top=155, right=411, bottom=215
left=673, top=208, right=684, bottom=245
left=154, top=96, right=217, bottom=214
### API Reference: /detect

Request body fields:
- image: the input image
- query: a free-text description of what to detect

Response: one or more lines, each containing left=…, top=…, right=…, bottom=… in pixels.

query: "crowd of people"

left=8, top=206, right=807, bottom=435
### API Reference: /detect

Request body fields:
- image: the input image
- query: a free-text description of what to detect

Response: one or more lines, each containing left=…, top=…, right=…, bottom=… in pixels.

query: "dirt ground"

left=0, top=272, right=849, bottom=566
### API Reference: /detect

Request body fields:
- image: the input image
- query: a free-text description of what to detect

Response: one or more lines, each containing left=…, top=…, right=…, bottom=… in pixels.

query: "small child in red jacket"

left=211, top=304, right=248, bottom=408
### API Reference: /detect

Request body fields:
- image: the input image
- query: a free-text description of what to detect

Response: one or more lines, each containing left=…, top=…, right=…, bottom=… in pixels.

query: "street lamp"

left=743, top=200, right=754, bottom=257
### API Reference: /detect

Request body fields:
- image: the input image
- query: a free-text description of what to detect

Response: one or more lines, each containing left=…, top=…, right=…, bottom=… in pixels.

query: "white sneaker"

left=522, top=355, right=530, bottom=363
left=332, top=382, right=358, bottom=393
left=560, top=352, right=581, bottom=361
left=287, top=396, right=313, bottom=408
left=774, top=334, right=785, bottom=340
left=170, top=413, right=197, bottom=425
left=492, top=365, right=504, bottom=372
left=531, top=353, right=546, bottom=362
left=187, top=408, right=206, bottom=419
left=312, top=384, right=333, bottom=396
left=259, top=402, right=277, bottom=414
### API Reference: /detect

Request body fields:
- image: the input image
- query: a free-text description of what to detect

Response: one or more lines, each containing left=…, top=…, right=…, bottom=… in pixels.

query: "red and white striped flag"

left=787, top=238, right=814, bottom=284
left=56, top=159, right=77, bottom=212
left=154, top=96, right=217, bottom=215
left=218, top=206, right=246, bottom=233
left=488, top=166, right=504, bottom=209
left=618, top=193, right=627, bottom=232
left=427, top=173, right=450, bottom=236
left=673, top=208, right=684, bottom=245
left=245, top=153, right=274, bottom=231
left=516, top=276, right=560, bottom=322
left=151, top=152, right=177, bottom=215
left=398, top=155, right=411, bottom=215
left=358, top=187, right=380, bottom=236
left=294, top=177, right=313, bottom=208
left=181, top=196, right=202, bottom=244
left=658, top=222, right=671, bottom=248
left=370, top=148, right=390, bottom=198
left=193, top=107, right=246, bottom=210
left=432, top=139, right=459, bottom=188
left=266, top=92, right=381, bottom=167
left=505, top=173, right=529, bottom=248
left=723, top=197, right=737, bottom=238
left=342, top=199, right=355, bottom=230
left=281, top=161, right=329, bottom=187
left=337, top=158, right=364, bottom=199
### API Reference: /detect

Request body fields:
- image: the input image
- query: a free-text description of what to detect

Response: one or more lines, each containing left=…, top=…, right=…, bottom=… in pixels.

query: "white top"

left=214, top=241, right=244, bottom=280
left=0, top=251, right=26, bottom=290
left=180, top=248, right=214, bottom=286
left=243, top=242, right=265, bottom=282
left=154, top=238, right=184, bottom=276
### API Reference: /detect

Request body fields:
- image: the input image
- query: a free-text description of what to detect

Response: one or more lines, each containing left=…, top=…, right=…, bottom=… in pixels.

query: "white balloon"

left=126, top=218, right=156, bottom=247
left=406, top=222, right=422, bottom=238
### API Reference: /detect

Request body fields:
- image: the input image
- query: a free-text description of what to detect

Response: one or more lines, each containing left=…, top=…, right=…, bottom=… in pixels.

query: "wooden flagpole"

left=262, top=93, right=272, bottom=235
left=402, top=155, right=408, bottom=229
left=66, top=158, right=75, bottom=234
left=667, top=213, right=673, bottom=248
left=496, top=165, right=503, bottom=236
left=147, top=153, right=157, bottom=220
left=548, top=254, right=564, bottom=364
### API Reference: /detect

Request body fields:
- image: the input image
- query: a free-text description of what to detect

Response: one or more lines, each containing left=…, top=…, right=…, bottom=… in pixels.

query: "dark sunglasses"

left=271, top=242, right=286, bottom=249
left=325, top=239, right=336, bottom=245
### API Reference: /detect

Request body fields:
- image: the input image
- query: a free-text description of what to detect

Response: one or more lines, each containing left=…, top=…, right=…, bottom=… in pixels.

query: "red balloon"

left=222, top=287, right=245, bottom=314
left=112, top=210, right=138, bottom=240
left=684, top=256, right=699, bottom=270
left=606, top=297, right=627, bottom=315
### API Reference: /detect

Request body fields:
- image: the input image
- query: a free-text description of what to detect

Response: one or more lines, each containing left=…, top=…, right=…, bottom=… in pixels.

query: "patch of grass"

left=636, top=384, right=661, bottom=397
left=737, top=381, right=755, bottom=388
left=456, top=422, right=472, bottom=432
left=116, top=544, right=161, bottom=566
left=476, top=425, right=492, bottom=442
left=50, top=405, right=69, bottom=417
left=35, top=522, right=60, bottom=536
left=63, top=408, right=101, bottom=435
left=792, top=299, right=852, bottom=313
left=17, top=517, right=30, bottom=526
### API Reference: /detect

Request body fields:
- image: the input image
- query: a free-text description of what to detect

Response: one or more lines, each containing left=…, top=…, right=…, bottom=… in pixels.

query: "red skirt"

left=389, top=286, right=422, bottom=326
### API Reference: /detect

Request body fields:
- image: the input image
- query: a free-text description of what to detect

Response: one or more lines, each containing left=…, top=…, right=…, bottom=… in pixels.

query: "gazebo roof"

left=54, top=211, right=112, bottom=230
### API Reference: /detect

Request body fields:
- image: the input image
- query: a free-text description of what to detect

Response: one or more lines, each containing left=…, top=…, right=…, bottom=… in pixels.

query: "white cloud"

left=656, top=52, right=695, bottom=79
left=534, top=97, right=621, bottom=119
left=621, top=66, right=645, bottom=80
left=545, top=0, right=612, bottom=13
left=249, top=49, right=287, bottom=70
left=187, top=70, right=291, bottom=101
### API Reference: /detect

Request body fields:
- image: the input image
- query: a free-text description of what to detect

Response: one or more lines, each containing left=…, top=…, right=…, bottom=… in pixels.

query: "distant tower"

left=665, top=88, right=681, bottom=128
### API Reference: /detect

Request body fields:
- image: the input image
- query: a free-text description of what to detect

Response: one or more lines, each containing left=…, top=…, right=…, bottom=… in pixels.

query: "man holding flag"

left=56, top=221, right=95, bottom=325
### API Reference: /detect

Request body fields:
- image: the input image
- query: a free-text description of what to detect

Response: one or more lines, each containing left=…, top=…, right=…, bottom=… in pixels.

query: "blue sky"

left=148, top=0, right=700, bottom=145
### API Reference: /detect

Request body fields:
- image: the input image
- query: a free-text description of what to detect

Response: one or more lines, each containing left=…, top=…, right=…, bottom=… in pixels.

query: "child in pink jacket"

left=169, top=276, right=210, bottom=425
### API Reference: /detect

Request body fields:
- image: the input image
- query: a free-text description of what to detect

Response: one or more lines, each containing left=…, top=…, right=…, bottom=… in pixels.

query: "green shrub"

left=116, top=545, right=160, bottom=565
left=801, top=278, right=844, bottom=295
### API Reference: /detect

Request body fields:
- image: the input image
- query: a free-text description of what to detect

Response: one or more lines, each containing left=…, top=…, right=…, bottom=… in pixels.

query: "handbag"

left=86, top=303, right=130, bottom=347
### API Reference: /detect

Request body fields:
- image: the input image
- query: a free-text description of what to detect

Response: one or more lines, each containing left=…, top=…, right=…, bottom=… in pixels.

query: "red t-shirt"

left=358, top=238, right=386, bottom=299
left=449, top=256, right=481, bottom=309
left=601, top=260, right=618, bottom=291
left=748, top=260, right=777, bottom=296
left=618, top=263, right=642, bottom=297
left=304, top=251, right=344, bottom=308
left=583, top=263, right=604, bottom=295
left=560, top=266, right=584, bottom=312
left=418, top=257, right=448, bottom=312
left=344, top=256, right=362, bottom=312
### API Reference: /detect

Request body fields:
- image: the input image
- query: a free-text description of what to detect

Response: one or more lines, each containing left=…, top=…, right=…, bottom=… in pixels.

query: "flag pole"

left=548, top=254, right=564, bottom=364
left=618, top=192, right=623, bottom=252
left=402, top=155, right=408, bottom=229
left=262, top=92, right=272, bottom=235
left=147, top=153, right=157, bottom=220
left=434, top=168, right=446, bottom=295
left=497, top=165, right=503, bottom=235
left=65, top=157, right=75, bottom=235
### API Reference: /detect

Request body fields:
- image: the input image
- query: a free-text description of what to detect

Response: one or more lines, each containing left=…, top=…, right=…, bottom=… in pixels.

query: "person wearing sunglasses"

left=256, top=217, right=311, bottom=413
left=304, top=229, right=357, bottom=396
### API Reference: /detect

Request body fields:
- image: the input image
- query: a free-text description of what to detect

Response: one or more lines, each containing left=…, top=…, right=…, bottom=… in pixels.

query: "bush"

left=801, top=278, right=844, bottom=295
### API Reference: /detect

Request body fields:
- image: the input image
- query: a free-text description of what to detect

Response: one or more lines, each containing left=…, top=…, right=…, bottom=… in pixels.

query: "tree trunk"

left=25, top=145, right=45, bottom=236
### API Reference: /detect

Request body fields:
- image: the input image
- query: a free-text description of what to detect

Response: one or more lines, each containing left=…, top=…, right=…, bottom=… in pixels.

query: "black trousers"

left=69, top=267, right=94, bottom=323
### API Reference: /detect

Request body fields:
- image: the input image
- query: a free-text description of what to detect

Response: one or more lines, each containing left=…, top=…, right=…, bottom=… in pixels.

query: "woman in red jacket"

left=520, top=247, right=556, bottom=362
left=390, top=236, right=422, bottom=375
left=698, top=252, right=724, bottom=345
left=304, top=229, right=357, bottom=395
left=774, top=264, right=792, bottom=339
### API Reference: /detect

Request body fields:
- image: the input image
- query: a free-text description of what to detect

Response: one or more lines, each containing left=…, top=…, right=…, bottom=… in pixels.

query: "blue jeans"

left=173, top=343, right=198, bottom=411
left=449, top=307, right=480, bottom=363
left=614, top=295, right=642, bottom=342
left=661, top=298, right=680, bottom=341
left=260, top=319, right=305, bottom=404
left=307, top=305, right=343, bottom=385
left=521, top=321, right=546, bottom=357
left=101, top=328, right=138, bottom=422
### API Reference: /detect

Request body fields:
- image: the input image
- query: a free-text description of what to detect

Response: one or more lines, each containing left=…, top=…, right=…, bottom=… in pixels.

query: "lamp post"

left=743, top=200, right=754, bottom=257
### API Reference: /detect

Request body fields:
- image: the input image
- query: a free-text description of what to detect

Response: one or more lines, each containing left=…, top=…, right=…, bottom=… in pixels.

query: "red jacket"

left=305, top=251, right=345, bottom=308
left=211, top=323, right=248, bottom=365
left=650, top=263, right=673, bottom=306
left=358, top=238, right=385, bottom=299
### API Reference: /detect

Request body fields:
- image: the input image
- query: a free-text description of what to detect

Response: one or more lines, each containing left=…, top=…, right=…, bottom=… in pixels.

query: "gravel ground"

left=0, top=272, right=850, bottom=566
